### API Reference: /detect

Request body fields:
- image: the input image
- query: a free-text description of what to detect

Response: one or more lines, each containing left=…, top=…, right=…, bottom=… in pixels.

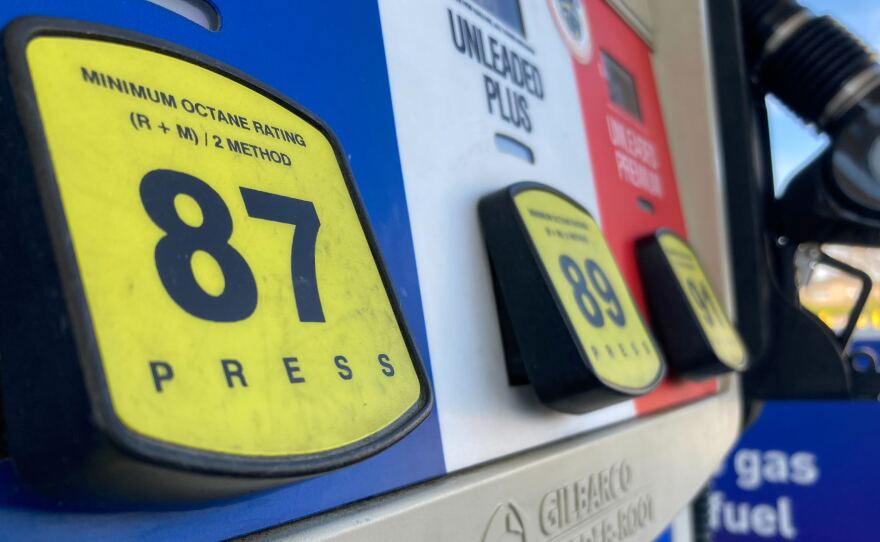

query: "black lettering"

left=463, top=17, right=483, bottom=61
left=129, top=84, right=148, bottom=100
left=378, top=353, right=395, bottom=377
left=489, top=36, right=502, bottom=73
left=81, top=67, right=101, bottom=85
left=531, top=63, right=543, bottom=98
left=500, top=46, right=513, bottom=81
left=522, top=64, right=534, bottom=96
left=239, top=188, right=323, bottom=322
left=135, top=113, right=151, bottom=130
left=335, top=355, right=353, bottom=380
left=476, top=28, right=493, bottom=72
left=224, top=138, right=291, bottom=167
left=518, top=94, right=532, bottom=132
left=80, top=67, right=179, bottom=108
left=106, top=75, right=124, bottom=93
left=249, top=126, right=307, bottom=146
left=284, top=356, right=306, bottom=383
left=149, top=361, right=174, bottom=392
left=443, top=13, right=546, bottom=101
left=485, top=75, right=532, bottom=133
left=222, top=359, right=248, bottom=388
left=226, top=137, right=243, bottom=154
left=177, top=124, right=196, bottom=142
left=509, top=50, right=524, bottom=86
left=145, top=87, right=160, bottom=103
left=485, top=75, right=500, bottom=115
left=161, top=93, right=177, bottom=108
left=501, top=85, right=514, bottom=123
left=448, top=9, right=465, bottom=52
left=140, top=169, right=257, bottom=321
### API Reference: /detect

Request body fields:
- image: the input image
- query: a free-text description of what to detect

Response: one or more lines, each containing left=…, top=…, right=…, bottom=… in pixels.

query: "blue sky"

left=769, top=0, right=880, bottom=190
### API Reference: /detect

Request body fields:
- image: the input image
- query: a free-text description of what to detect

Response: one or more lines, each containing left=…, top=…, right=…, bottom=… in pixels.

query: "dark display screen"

left=473, top=0, right=525, bottom=36
left=602, top=50, right=643, bottom=122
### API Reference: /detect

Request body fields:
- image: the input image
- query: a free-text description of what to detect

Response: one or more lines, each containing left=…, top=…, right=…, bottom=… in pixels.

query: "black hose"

left=740, top=0, right=878, bottom=130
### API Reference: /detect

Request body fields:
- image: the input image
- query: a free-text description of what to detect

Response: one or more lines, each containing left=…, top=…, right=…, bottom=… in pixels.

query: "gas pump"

left=0, top=0, right=762, bottom=540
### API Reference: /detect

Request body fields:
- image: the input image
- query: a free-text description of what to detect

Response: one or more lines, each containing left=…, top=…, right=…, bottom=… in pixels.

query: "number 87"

left=140, top=169, right=324, bottom=323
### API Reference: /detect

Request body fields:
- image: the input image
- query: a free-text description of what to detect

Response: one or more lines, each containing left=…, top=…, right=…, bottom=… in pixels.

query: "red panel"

left=572, top=0, right=718, bottom=413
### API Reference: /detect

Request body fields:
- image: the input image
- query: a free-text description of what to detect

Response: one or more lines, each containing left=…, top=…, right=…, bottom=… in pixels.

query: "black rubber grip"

left=742, top=0, right=877, bottom=127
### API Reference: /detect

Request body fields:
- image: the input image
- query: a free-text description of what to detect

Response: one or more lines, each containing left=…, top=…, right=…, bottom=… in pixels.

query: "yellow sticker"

left=657, top=232, right=747, bottom=370
left=513, top=189, right=663, bottom=391
left=25, top=36, right=425, bottom=457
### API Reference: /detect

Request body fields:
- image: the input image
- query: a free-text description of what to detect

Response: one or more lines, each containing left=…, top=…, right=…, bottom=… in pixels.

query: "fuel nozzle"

left=740, top=0, right=880, bottom=243
left=743, top=0, right=880, bottom=131
left=739, top=0, right=880, bottom=398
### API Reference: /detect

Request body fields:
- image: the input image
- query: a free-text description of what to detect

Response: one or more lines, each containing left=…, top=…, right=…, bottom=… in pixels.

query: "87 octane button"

left=0, top=18, right=431, bottom=502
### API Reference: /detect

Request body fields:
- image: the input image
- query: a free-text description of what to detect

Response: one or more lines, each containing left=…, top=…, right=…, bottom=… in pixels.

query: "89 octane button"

left=0, top=18, right=431, bottom=502
left=479, top=182, right=665, bottom=413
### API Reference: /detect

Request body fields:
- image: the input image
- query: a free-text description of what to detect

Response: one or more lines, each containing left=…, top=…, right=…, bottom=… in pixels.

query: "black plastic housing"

left=637, top=231, right=749, bottom=380
left=479, top=182, right=663, bottom=414
left=721, top=0, right=880, bottom=399
left=0, top=17, right=433, bottom=506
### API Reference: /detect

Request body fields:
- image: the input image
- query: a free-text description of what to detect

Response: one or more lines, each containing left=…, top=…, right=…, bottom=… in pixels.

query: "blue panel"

left=712, top=338, right=880, bottom=541
left=0, top=1, right=445, bottom=539
left=653, top=527, right=672, bottom=542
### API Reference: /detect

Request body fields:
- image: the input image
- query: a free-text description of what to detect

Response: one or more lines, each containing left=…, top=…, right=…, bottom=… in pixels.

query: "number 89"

left=559, top=255, right=626, bottom=328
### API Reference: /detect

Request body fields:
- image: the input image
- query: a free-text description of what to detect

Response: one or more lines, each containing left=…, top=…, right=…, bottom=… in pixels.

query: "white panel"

left=378, top=0, right=639, bottom=471
left=256, top=379, right=741, bottom=542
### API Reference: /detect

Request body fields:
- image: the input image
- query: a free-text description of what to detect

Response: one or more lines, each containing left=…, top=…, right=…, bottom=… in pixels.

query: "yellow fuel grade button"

left=0, top=18, right=431, bottom=498
left=479, top=182, right=665, bottom=413
left=637, top=230, right=749, bottom=378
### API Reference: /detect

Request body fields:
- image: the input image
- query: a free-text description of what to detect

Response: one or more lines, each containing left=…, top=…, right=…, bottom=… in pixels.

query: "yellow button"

left=514, top=188, right=664, bottom=392
left=656, top=232, right=747, bottom=370
left=25, top=36, right=427, bottom=458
